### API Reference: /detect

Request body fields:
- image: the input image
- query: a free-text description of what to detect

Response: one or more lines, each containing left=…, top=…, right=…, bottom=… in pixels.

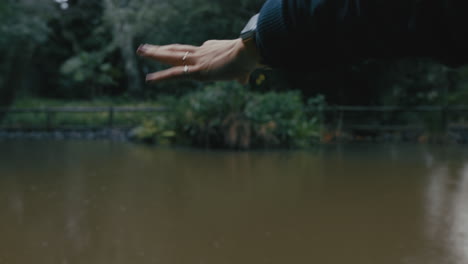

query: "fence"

left=1, top=105, right=468, bottom=135
left=314, top=105, right=468, bottom=131
left=0, top=106, right=170, bottom=131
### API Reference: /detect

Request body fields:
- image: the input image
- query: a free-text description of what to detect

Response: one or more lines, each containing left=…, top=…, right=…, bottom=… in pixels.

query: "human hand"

left=136, top=38, right=260, bottom=84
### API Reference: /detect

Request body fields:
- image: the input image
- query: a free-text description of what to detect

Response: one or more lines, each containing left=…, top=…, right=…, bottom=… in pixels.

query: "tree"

left=102, top=0, right=174, bottom=95
left=0, top=0, right=56, bottom=118
left=50, top=0, right=119, bottom=98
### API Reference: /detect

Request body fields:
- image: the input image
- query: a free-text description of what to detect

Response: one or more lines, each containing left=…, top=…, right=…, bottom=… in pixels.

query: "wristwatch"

left=240, top=14, right=259, bottom=41
left=240, top=13, right=267, bottom=67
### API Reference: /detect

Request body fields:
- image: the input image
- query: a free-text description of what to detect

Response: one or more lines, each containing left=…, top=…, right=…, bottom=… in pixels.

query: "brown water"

left=0, top=140, right=467, bottom=264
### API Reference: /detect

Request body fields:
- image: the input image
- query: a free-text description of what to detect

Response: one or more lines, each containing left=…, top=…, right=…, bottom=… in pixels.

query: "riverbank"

left=3, top=94, right=468, bottom=146
left=2, top=87, right=324, bottom=149
left=1, top=127, right=468, bottom=145
left=0, top=129, right=129, bottom=141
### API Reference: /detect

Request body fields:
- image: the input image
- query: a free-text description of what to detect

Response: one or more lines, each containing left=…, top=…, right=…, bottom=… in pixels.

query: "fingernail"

left=145, top=73, right=156, bottom=82
left=137, top=44, right=147, bottom=54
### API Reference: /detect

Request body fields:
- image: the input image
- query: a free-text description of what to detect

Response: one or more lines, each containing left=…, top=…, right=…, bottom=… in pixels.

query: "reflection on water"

left=451, top=164, right=468, bottom=263
left=0, top=141, right=467, bottom=264
left=424, top=149, right=468, bottom=264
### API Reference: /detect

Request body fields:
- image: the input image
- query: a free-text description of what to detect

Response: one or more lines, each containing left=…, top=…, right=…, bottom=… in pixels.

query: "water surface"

left=0, top=141, right=467, bottom=264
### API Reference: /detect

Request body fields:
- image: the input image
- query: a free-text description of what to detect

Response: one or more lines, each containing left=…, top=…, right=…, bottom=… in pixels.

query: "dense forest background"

left=1, top=0, right=468, bottom=108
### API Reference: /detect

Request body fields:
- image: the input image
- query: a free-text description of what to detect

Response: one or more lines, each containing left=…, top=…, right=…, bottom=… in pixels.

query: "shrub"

left=129, top=116, right=175, bottom=145
left=173, top=82, right=322, bottom=149
left=174, top=82, right=249, bottom=148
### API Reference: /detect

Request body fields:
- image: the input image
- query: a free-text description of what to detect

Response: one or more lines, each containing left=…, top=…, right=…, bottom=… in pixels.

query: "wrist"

left=239, top=38, right=261, bottom=67
left=240, top=13, right=268, bottom=68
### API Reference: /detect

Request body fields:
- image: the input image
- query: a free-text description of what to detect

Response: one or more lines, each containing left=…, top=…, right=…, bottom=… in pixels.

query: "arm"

left=136, top=0, right=367, bottom=82
left=136, top=0, right=287, bottom=84
left=137, top=0, right=468, bottom=83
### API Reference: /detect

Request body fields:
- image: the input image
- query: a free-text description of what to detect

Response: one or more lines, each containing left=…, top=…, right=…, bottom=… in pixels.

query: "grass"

left=2, top=96, right=169, bottom=129
left=10, top=96, right=164, bottom=108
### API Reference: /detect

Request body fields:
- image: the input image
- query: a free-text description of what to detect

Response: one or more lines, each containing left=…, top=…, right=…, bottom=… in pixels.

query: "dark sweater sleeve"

left=255, top=0, right=378, bottom=68
left=255, top=0, right=290, bottom=68
left=256, top=0, right=468, bottom=69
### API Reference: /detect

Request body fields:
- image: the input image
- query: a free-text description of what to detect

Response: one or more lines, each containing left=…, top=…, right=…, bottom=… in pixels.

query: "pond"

left=0, top=140, right=467, bottom=264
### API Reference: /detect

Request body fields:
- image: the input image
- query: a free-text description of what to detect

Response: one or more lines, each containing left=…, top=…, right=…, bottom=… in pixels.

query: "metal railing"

left=309, top=105, right=468, bottom=134
left=1, top=105, right=467, bottom=132
left=0, top=106, right=170, bottom=131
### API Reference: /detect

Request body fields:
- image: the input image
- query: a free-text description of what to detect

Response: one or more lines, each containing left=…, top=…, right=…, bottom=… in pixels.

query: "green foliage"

left=448, top=65, right=468, bottom=104
left=0, top=0, right=54, bottom=46
left=0, top=0, right=57, bottom=111
left=2, top=97, right=165, bottom=129
left=129, top=117, right=175, bottom=145
left=59, top=51, right=120, bottom=97
left=173, top=82, right=321, bottom=149
left=245, top=91, right=319, bottom=147
left=2, top=0, right=468, bottom=138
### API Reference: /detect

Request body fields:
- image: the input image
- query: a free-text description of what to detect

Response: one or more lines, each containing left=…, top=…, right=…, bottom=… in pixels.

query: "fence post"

left=336, top=107, right=343, bottom=141
left=441, top=105, right=448, bottom=137
left=45, top=108, right=53, bottom=131
left=108, top=106, right=114, bottom=129
left=318, top=106, right=324, bottom=139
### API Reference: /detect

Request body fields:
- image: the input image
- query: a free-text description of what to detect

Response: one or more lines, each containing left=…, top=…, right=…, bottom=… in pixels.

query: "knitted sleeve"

left=255, top=0, right=468, bottom=68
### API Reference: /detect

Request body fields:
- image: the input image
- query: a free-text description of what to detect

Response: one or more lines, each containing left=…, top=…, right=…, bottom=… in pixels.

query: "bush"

left=129, top=116, right=176, bottom=145
left=173, top=82, right=322, bottom=149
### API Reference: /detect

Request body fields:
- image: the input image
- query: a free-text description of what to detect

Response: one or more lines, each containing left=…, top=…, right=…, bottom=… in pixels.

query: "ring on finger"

left=182, top=51, right=190, bottom=63
left=183, top=65, right=189, bottom=75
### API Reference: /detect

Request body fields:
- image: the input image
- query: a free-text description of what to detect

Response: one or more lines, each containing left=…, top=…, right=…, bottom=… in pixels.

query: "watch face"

left=240, top=14, right=259, bottom=40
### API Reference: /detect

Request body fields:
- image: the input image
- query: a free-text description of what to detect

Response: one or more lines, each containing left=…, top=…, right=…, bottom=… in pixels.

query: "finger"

left=145, top=66, right=199, bottom=83
left=164, top=44, right=198, bottom=52
left=137, top=44, right=193, bottom=66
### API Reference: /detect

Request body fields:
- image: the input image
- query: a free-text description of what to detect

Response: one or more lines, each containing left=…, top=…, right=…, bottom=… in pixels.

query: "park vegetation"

left=130, top=82, right=324, bottom=148
left=1, top=0, right=468, bottom=147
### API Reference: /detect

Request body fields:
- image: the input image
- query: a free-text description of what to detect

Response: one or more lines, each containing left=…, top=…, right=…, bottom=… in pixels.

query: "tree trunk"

left=103, top=0, right=143, bottom=96
left=118, top=24, right=143, bottom=95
